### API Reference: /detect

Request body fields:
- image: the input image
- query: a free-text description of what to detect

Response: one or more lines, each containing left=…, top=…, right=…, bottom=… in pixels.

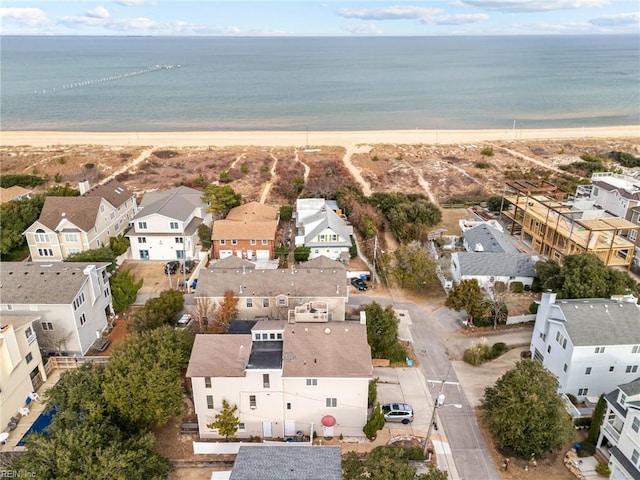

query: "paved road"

left=349, top=292, right=501, bottom=480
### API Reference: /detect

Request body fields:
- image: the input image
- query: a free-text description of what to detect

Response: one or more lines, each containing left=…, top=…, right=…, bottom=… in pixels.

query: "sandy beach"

left=2, top=126, right=638, bottom=147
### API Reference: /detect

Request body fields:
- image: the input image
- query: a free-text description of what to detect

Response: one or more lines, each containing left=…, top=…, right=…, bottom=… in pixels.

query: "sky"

left=1, top=0, right=639, bottom=36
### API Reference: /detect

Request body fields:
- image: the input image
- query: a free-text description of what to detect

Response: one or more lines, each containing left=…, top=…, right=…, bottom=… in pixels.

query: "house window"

left=231, top=239, right=237, bottom=245
left=138, top=237, right=146, bottom=244
left=138, top=221, right=147, bottom=229
left=247, top=298, right=253, bottom=308
left=41, top=322, right=54, bottom=331
left=578, top=388, right=588, bottom=396
left=254, top=333, right=260, bottom=340
left=326, top=398, right=337, bottom=408
left=68, top=248, right=80, bottom=254
left=278, top=297, right=287, bottom=306
left=110, top=211, right=115, bottom=220
left=38, top=248, right=54, bottom=257
left=594, top=346, right=605, bottom=353
left=547, top=345, right=551, bottom=353
left=585, top=367, right=591, bottom=375
left=170, top=222, right=179, bottom=230
left=633, top=346, right=639, bottom=354
left=64, top=232, right=79, bottom=242
left=306, top=378, right=317, bottom=386
left=263, top=298, right=269, bottom=307
left=238, top=423, right=246, bottom=431
left=73, top=292, right=86, bottom=310
left=250, top=239, right=256, bottom=245
left=261, top=333, right=268, bottom=340
left=34, top=229, right=49, bottom=242
left=632, top=417, right=640, bottom=434
left=620, top=393, right=627, bottom=404
left=206, top=395, right=214, bottom=409
left=176, top=250, right=185, bottom=259
left=25, top=352, right=33, bottom=364
left=25, top=326, right=35, bottom=344
left=269, top=333, right=275, bottom=339
left=563, top=364, right=567, bottom=373
left=263, top=374, right=270, bottom=388
left=7, top=305, right=13, bottom=311
left=175, top=237, right=184, bottom=244
left=277, top=333, right=282, bottom=340
left=286, top=403, right=291, bottom=410
left=79, top=313, right=86, bottom=326
left=204, top=377, right=212, bottom=388
left=220, top=239, right=226, bottom=245
left=100, top=205, right=105, bottom=213
left=609, top=366, right=614, bottom=372
left=632, top=449, right=639, bottom=466
left=249, top=395, right=257, bottom=408
left=626, top=365, right=638, bottom=373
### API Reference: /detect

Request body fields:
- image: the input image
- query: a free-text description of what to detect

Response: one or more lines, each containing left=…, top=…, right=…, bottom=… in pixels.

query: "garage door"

left=256, top=250, right=270, bottom=260
left=219, top=250, right=233, bottom=259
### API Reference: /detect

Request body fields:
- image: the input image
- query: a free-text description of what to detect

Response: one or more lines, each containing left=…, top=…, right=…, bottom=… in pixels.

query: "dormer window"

left=620, top=393, right=627, bottom=405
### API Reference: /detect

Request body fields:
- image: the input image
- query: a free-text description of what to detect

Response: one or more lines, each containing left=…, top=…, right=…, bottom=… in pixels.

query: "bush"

left=0, top=174, right=45, bottom=188
left=475, top=162, right=490, bottom=169
left=595, top=462, right=610, bottom=477
left=574, top=417, right=591, bottom=428
left=279, top=205, right=293, bottom=221
left=463, top=341, right=492, bottom=366
left=577, top=440, right=596, bottom=457
left=511, top=282, right=524, bottom=293
left=84, top=163, right=95, bottom=169
left=389, top=341, right=409, bottom=364
left=368, top=378, right=378, bottom=408
left=492, top=342, right=507, bottom=356
left=349, top=236, right=357, bottom=258
left=481, top=147, right=494, bottom=157
left=529, top=302, right=539, bottom=314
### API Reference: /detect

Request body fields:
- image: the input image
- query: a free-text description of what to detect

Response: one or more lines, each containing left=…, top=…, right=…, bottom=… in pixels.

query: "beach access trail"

left=99, top=146, right=157, bottom=186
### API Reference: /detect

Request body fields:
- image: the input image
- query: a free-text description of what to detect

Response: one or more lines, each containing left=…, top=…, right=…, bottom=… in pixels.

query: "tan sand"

left=1, top=126, right=638, bottom=147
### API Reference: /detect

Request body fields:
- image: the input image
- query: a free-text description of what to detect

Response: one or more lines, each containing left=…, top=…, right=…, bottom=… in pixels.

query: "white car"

left=175, top=314, right=192, bottom=330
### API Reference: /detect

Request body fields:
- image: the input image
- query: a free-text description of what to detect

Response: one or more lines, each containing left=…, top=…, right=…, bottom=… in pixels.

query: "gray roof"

left=300, top=207, right=351, bottom=247
left=0, top=262, right=109, bottom=305
left=210, top=256, right=256, bottom=270
left=134, top=186, right=206, bottom=222
left=609, top=447, right=640, bottom=480
left=619, top=377, right=640, bottom=397
left=230, top=445, right=342, bottom=480
left=462, top=224, right=519, bottom=253
left=455, top=252, right=536, bottom=278
left=247, top=341, right=283, bottom=369
left=554, top=299, right=640, bottom=346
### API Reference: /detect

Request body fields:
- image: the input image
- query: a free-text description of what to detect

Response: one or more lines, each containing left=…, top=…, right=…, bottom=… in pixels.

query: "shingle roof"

left=230, top=445, right=342, bottom=480
left=619, top=377, right=640, bottom=397
left=212, top=202, right=278, bottom=241
left=455, top=252, right=536, bottom=278
left=209, top=256, right=256, bottom=270
left=226, top=202, right=278, bottom=222
left=83, top=179, right=133, bottom=208
left=282, top=323, right=372, bottom=378
left=555, top=299, right=640, bottom=346
left=36, top=196, right=103, bottom=232
left=300, top=208, right=351, bottom=247
left=186, top=334, right=252, bottom=377
left=134, top=186, right=206, bottom=222
left=462, top=224, right=519, bottom=253
left=0, top=262, right=109, bottom=304
left=0, top=186, right=32, bottom=204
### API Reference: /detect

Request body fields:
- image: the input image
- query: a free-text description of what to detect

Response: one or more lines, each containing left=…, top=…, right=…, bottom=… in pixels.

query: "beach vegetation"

left=207, top=399, right=239, bottom=441
left=240, top=163, right=249, bottom=174
left=260, top=165, right=269, bottom=173
left=474, top=161, right=490, bottom=169
left=54, top=173, right=63, bottom=183
left=84, top=162, right=95, bottom=169
left=481, top=359, right=573, bottom=458
left=202, top=184, right=241, bottom=216
left=218, top=170, right=232, bottom=183
left=480, top=147, right=494, bottom=157
left=0, top=174, right=45, bottom=188
left=609, top=150, right=640, bottom=168
left=193, top=173, right=206, bottom=187
left=46, top=183, right=80, bottom=196
left=198, top=223, right=212, bottom=249
left=110, top=268, right=143, bottom=313
left=56, top=157, right=66, bottom=164
left=153, top=149, right=179, bottom=159
left=389, top=243, right=437, bottom=292
left=129, top=289, right=184, bottom=333
left=371, top=155, right=379, bottom=161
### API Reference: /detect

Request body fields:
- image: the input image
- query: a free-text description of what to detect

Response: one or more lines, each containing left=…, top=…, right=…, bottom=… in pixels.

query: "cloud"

left=59, top=15, right=160, bottom=31
left=0, top=7, right=48, bottom=27
left=589, top=12, right=640, bottom=27
left=114, top=0, right=158, bottom=6
left=422, top=13, right=489, bottom=25
left=336, top=5, right=442, bottom=21
left=86, top=6, right=110, bottom=19
left=461, top=0, right=609, bottom=12
left=342, top=22, right=384, bottom=35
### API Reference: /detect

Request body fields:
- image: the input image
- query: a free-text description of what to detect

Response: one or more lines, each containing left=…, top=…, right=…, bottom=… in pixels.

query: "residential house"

left=530, top=292, right=640, bottom=400
left=0, top=186, right=32, bottom=205
left=460, top=222, right=520, bottom=253
left=577, top=172, right=640, bottom=223
left=0, top=262, right=114, bottom=356
left=211, top=201, right=278, bottom=260
left=229, top=445, right=342, bottom=480
left=195, top=255, right=349, bottom=322
left=187, top=319, right=372, bottom=439
left=450, top=252, right=536, bottom=289
left=24, top=180, right=136, bottom=262
left=0, top=316, right=47, bottom=431
left=126, top=186, right=212, bottom=261
left=597, top=377, right=640, bottom=480
left=295, top=198, right=352, bottom=262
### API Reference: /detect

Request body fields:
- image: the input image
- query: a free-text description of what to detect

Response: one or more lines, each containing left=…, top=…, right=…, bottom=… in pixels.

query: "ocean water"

left=1, top=35, right=638, bottom=131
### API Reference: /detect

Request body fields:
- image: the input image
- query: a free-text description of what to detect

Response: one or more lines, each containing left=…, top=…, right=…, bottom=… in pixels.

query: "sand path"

left=100, top=146, right=156, bottom=185
left=296, top=149, right=310, bottom=183
left=259, top=152, right=279, bottom=204
left=488, top=144, right=565, bottom=174
left=342, top=143, right=373, bottom=197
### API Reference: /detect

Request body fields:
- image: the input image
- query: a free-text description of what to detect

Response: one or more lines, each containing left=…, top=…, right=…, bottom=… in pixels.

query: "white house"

left=597, top=377, right=640, bottom=480
left=0, top=262, right=114, bottom=356
left=0, top=316, right=48, bottom=430
left=460, top=223, right=520, bottom=253
left=295, top=198, right=352, bottom=262
left=530, top=292, right=640, bottom=400
left=195, top=255, right=349, bottom=322
left=126, top=186, right=212, bottom=261
left=450, top=252, right=536, bottom=289
left=24, top=180, right=137, bottom=262
left=186, top=319, right=372, bottom=440
left=585, top=172, right=640, bottom=223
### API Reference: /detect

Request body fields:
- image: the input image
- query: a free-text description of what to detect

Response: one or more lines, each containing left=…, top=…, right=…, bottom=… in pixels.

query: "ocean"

left=1, top=35, right=638, bottom=132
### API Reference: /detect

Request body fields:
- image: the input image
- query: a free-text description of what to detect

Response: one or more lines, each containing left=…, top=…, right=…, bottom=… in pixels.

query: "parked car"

left=351, top=277, right=368, bottom=291
left=164, top=260, right=181, bottom=274
left=184, top=260, right=195, bottom=273
left=175, top=314, right=192, bottom=330
left=381, top=403, right=414, bottom=424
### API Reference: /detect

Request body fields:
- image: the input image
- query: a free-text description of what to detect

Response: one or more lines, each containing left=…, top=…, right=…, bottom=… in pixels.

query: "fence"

left=193, top=440, right=312, bottom=455
left=44, top=355, right=109, bottom=376
left=505, top=314, right=536, bottom=325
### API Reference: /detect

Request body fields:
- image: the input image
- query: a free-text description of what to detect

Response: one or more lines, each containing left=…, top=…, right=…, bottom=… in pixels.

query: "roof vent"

left=324, top=327, right=331, bottom=335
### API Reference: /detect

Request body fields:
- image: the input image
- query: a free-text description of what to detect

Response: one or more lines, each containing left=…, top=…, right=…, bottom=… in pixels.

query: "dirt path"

left=488, top=144, right=564, bottom=174
left=259, top=152, right=279, bottom=204
left=342, top=143, right=373, bottom=196
left=100, top=146, right=156, bottom=185
left=295, top=148, right=310, bottom=183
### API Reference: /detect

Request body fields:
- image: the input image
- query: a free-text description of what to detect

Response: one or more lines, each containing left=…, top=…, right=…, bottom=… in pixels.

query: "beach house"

left=294, top=198, right=352, bottom=262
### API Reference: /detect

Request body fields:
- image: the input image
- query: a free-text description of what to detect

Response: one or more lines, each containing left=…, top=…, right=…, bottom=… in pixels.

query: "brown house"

left=211, top=201, right=279, bottom=260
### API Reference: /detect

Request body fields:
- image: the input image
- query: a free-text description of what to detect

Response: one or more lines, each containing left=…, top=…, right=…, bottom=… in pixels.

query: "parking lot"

left=119, top=260, right=200, bottom=299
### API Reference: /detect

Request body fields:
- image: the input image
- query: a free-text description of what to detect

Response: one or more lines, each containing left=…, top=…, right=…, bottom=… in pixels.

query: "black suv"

left=351, top=277, right=368, bottom=291
left=184, top=260, right=195, bottom=273
left=164, top=261, right=181, bottom=274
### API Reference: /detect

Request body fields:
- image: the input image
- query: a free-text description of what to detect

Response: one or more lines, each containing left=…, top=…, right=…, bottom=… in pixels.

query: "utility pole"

left=424, top=380, right=446, bottom=459
left=372, top=235, right=378, bottom=289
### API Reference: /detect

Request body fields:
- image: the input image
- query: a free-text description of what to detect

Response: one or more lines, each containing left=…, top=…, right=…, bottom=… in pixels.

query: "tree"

left=279, top=205, right=293, bottom=221
left=364, top=302, right=399, bottom=359
left=45, top=183, right=80, bottom=197
left=486, top=195, right=504, bottom=212
left=417, top=468, right=449, bottom=480
left=110, top=268, right=143, bottom=313
left=389, top=200, right=442, bottom=242
left=129, top=289, right=184, bottom=332
left=445, top=279, right=485, bottom=326
left=192, top=296, right=215, bottom=331
left=481, top=360, right=573, bottom=457
left=0, top=195, right=45, bottom=255
left=103, top=326, right=193, bottom=429
left=363, top=404, right=385, bottom=440
left=342, top=451, right=365, bottom=480
left=294, top=246, right=311, bottom=262
left=366, top=446, right=420, bottom=480
left=198, top=223, right=212, bottom=249
left=560, top=254, right=611, bottom=299
left=390, top=243, right=437, bottom=291
left=588, top=395, right=606, bottom=444
left=207, top=399, right=239, bottom=441
left=65, top=246, right=117, bottom=272
left=109, top=234, right=130, bottom=256
left=202, top=184, right=241, bottom=217
left=533, top=258, right=562, bottom=292
left=212, top=290, right=238, bottom=333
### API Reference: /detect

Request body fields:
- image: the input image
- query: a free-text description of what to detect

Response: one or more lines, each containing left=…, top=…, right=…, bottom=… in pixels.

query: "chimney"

left=78, top=180, right=90, bottom=195
left=537, top=291, right=557, bottom=322
left=83, top=265, right=101, bottom=304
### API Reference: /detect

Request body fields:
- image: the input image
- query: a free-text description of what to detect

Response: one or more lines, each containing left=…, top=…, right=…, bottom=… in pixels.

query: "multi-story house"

left=295, top=198, right=352, bottom=262
left=0, top=316, right=48, bottom=430
left=195, top=255, right=349, bottom=322
left=460, top=222, right=520, bottom=253
left=450, top=252, right=536, bottom=289
left=597, top=377, right=640, bottom=480
left=126, top=186, right=212, bottom=261
left=530, top=292, right=640, bottom=400
left=0, top=262, right=114, bottom=356
left=578, top=172, right=640, bottom=223
left=211, top=201, right=278, bottom=260
left=186, top=319, right=372, bottom=440
left=24, top=180, right=137, bottom=262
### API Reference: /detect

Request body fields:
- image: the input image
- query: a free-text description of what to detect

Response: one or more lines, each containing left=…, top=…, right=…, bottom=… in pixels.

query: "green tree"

left=368, top=378, right=379, bottom=408
left=588, top=395, right=606, bottom=444
left=45, top=183, right=80, bottom=196
left=363, top=404, right=385, bottom=440
left=109, top=234, right=130, bottom=256
left=294, top=246, right=311, bottom=262
left=389, top=200, right=442, bottom=242
left=65, top=246, right=117, bottom=272
left=198, top=223, right=212, bottom=249
left=110, top=269, right=143, bottom=313
left=275, top=244, right=289, bottom=260
left=486, top=195, right=504, bottom=212
left=445, top=279, right=485, bottom=326
left=534, top=258, right=562, bottom=292
left=481, top=360, right=573, bottom=457
left=202, top=184, right=241, bottom=217
left=366, top=447, right=419, bottom=480
left=207, top=399, right=239, bottom=441
left=279, top=205, right=293, bottom=221
left=364, top=302, right=399, bottom=359
left=342, top=451, right=365, bottom=480
left=103, top=326, right=193, bottom=429
left=0, top=195, right=45, bottom=255
left=390, top=243, right=437, bottom=291
left=417, top=467, right=449, bottom=480
left=129, top=289, right=184, bottom=332
left=0, top=174, right=45, bottom=188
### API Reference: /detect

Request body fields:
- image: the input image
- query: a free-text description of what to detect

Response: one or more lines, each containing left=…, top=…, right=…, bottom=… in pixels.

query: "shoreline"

left=1, top=126, right=638, bottom=147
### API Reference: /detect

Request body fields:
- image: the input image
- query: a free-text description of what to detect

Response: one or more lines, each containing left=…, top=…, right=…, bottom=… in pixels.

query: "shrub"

left=54, top=173, right=62, bottom=183
left=595, top=462, right=610, bottom=477
left=577, top=440, right=596, bottom=457
left=529, top=302, right=539, bottom=314
left=84, top=163, right=95, bottom=169
left=511, top=281, right=524, bottom=293
left=279, top=205, right=293, bottom=221
left=475, top=162, right=490, bottom=169
left=219, top=170, right=232, bottom=183
left=574, top=417, right=591, bottom=428
left=260, top=166, right=269, bottom=173
left=491, top=342, right=507, bottom=357
left=240, top=163, right=249, bottom=174
left=368, top=378, right=378, bottom=408
left=349, top=236, right=357, bottom=258
left=57, top=157, right=66, bottom=165
left=481, top=147, right=494, bottom=157
left=389, top=341, right=409, bottom=364
left=463, top=341, right=492, bottom=366
left=0, top=174, right=45, bottom=188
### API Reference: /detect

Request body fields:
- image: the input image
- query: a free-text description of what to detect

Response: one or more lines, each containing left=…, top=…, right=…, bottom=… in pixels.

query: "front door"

left=262, top=421, right=272, bottom=438
left=284, top=420, right=296, bottom=437
left=139, top=249, right=149, bottom=260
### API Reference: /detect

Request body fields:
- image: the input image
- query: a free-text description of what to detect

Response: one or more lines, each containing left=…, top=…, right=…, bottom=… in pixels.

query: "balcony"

left=601, top=420, right=622, bottom=444
left=288, top=301, right=329, bottom=323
